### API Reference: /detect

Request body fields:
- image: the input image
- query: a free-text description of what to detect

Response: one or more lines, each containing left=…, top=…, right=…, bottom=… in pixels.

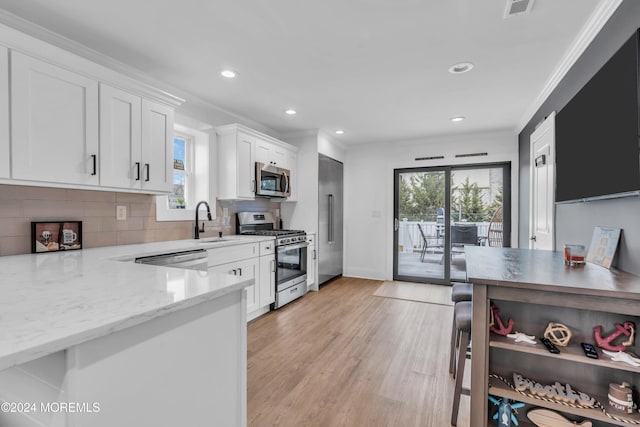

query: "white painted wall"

left=344, top=130, right=519, bottom=281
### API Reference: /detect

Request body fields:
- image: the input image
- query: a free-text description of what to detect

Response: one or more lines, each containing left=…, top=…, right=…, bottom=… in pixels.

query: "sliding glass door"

left=393, top=163, right=511, bottom=284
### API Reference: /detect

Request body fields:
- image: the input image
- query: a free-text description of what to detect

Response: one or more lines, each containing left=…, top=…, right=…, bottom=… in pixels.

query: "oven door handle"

left=277, top=242, right=309, bottom=252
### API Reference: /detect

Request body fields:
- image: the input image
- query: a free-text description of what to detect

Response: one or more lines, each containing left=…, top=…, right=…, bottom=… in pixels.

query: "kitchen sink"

left=197, top=238, right=230, bottom=243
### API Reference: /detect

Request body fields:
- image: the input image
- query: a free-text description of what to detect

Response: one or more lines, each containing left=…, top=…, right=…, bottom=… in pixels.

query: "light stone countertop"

left=0, top=235, right=274, bottom=371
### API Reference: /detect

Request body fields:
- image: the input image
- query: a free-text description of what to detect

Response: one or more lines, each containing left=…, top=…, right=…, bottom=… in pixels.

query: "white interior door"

left=529, top=112, right=556, bottom=250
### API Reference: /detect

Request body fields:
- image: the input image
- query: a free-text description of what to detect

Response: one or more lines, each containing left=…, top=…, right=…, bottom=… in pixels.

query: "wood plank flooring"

left=247, top=277, right=470, bottom=426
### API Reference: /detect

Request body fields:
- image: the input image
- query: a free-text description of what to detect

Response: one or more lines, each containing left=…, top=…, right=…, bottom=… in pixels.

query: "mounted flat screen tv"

left=555, top=29, right=640, bottom=203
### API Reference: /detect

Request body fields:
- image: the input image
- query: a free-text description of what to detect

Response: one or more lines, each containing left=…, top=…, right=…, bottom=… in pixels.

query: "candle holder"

left=564, top=244, right=586, bottom=266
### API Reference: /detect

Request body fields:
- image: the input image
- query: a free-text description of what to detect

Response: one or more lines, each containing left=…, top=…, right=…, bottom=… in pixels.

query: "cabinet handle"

left=231, top=269, right=237, bottom=275
left=135, top=162, right=141, bottom=181
left=251, top=180, right=256, bottom=193
left=313, top=250, right=317, bottom=260
left=271, top=259, right=276, bottom=272
left=290, top=286, right=298, bottom=293
left=145, top=164, right=150, bottom=182
left=238, top=267, right=242, bottom=276
left=265, top=245, right=271, bottom=250
left=91, top=154, right=97, bottom=176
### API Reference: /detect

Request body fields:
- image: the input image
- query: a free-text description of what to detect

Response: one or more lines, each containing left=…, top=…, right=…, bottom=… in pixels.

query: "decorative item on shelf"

left=512, top=373, right=596, bottom=407
left=527, top=408, right=593, bottom=427
left=602, top=350, right=640, bottom=367
left=608, top=382, right=636, bottom=414
left=586, top=226, right=621, bottom=269
left=544, top=322, right=572, bottom=347
left=490, top=303, right=514, bottom=336
left=593, top=321, right=635, bottom=351
left=506, top=331, right=537, bottom=344
left=563, top=244, right=586, bottom=266
left=490, top=373, right=640, bottom=425
left=488, top=395, right=524, bottom=427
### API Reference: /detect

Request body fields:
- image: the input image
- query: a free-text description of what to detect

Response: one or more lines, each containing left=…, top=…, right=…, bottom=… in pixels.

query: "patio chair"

left=487, top=206, right=504, bottom=247
left=416, top=223, right=429, bottom=262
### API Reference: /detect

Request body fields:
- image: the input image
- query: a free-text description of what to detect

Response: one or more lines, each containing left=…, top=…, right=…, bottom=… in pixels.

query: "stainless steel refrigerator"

left=318, top=154, right=343, bottom=285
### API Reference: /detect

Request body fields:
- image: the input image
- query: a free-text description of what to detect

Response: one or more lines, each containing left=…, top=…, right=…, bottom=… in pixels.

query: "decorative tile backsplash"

left=0, top=185, right=234, bottom=256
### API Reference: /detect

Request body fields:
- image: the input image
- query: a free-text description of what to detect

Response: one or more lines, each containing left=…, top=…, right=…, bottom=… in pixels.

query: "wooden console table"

left=465, top=247, right=640, bottom=427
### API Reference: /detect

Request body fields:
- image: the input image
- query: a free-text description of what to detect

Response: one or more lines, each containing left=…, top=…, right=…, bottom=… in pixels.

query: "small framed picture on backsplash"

left=31, top=221, right=82, bottom=253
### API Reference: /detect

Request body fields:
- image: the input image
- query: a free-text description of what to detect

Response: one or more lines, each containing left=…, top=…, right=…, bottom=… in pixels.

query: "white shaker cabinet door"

left=259, top=254, right=276, bottom=307
left=141, top=99, right=174, bottom=193
left=236, top=131, right=255, bottom=199
left=11, top=51, right=99, bottom=185
left=99, top=84, right=142, bottom=189
left=0, top=46, right=8, bottom=179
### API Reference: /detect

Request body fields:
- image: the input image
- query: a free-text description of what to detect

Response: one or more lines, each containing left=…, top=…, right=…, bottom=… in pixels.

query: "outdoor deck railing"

left=398, top=220, right=489, bottom=253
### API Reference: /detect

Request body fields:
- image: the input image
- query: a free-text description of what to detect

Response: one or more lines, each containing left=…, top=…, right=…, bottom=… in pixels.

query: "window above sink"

left=156, top=123, right=215, bottom=221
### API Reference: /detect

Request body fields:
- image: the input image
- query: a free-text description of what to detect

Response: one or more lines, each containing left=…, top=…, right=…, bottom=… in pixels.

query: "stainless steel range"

left=237, top=212, right=308, bottom=309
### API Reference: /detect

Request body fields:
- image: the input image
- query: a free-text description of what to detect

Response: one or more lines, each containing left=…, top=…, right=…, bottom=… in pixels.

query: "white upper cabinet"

left=217, top=128, right=256, bottom=200
left=0, top=24, right=182, bottom=192
left=99, top=84, right=142, bottom=188
left=0, top=45, right=8, bottom=179
left=141, top=100, right=174, bottom=193
left=217, top=123, right=298, bottom=200
left=255, top=139, right=287, bottom=167
left=11, top=51, right=99, bottom=186
left=97, top=86, right=173, bottom=193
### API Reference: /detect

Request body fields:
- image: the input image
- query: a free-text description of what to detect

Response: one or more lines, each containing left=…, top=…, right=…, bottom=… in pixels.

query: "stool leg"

left=451, top=329, right=469, bottom=426
left=449, top=315, right=458, bottom=378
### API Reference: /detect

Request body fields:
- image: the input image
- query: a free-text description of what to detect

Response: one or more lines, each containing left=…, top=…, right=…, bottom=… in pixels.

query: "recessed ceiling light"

left=335, top=130, right=345, bottom=135
left=220, top=69, right=237, bottom=79
left=284, top=109, right=297, bottom=115
left=450, top=116, right=465, bottom=122
left=448, top=62, right=474, bottom=74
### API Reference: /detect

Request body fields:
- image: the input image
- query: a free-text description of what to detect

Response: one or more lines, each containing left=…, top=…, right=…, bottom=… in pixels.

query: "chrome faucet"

left=194, top=201, right=212, bottom=239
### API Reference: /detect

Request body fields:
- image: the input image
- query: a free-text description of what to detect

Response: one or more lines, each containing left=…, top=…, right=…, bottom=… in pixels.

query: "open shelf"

left=490, top=335, right=640, bottom=374
left=489, top=381, right=640, bottom=427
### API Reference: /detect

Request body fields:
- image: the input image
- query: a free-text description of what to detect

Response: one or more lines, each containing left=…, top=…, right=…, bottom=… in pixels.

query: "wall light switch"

left=116, top=205, right=127, bottom=221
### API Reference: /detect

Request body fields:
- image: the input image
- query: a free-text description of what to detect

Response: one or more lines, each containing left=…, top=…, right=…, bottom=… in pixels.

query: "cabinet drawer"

left=259, top=239, right=275, bottom=256
left=207, top=243, right=258, bottom=266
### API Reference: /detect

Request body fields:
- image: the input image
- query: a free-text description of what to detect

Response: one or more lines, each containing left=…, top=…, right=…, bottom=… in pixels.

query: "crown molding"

left=516, top=0, right=622, bottom=134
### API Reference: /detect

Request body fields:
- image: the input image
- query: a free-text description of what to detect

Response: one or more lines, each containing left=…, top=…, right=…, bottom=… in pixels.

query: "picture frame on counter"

left=31, top=221, right=82, bottom=253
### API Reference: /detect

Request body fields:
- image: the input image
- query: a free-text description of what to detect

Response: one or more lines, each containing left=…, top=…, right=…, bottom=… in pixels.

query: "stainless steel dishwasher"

left=134, top=249, right=208, bottom=271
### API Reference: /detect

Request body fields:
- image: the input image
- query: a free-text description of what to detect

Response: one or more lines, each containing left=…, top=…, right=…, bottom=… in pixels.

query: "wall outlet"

left=116, top=205, right=127, bottom=221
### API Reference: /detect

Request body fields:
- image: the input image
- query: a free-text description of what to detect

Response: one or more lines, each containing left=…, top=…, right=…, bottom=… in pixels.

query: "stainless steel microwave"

left=255, top=162, right=291, bottom=198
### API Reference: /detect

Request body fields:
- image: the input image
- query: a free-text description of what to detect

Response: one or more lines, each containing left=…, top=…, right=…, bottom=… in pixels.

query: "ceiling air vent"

left=504, top=0, right=534, bottom=18
left=455, top=152, right=488, bottom=158
left=415, top=156, right=445, bottom=161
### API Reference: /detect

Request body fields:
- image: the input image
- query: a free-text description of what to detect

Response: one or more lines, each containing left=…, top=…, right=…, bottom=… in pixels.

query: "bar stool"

left=449, top=283, right=472, bottom=378
left=451, top=300, right=472, bottom=426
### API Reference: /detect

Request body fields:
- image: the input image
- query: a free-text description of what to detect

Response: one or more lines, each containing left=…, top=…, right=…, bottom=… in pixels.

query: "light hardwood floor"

left=247, top=277, right=470, bottom=426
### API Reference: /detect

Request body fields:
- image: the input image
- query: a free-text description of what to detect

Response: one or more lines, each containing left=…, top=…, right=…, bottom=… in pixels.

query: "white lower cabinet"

left=208, top=239, right=276, bottom=320
left=307, top=234, right=317, bottom=290
left=0, top=45, right=8, bottom=179
left=11, top=51, right=99, bottom=186
left=208, top=258, right=259, bottom=313
left=259, top=240, right=276, bottom=307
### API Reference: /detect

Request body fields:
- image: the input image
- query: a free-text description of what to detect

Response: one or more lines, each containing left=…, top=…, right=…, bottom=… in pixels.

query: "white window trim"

left=156, top=124, right=215, bottom=221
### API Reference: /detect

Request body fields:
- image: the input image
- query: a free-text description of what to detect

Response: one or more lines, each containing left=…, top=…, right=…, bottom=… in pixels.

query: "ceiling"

left=0, top=0, right=609, bottom=144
